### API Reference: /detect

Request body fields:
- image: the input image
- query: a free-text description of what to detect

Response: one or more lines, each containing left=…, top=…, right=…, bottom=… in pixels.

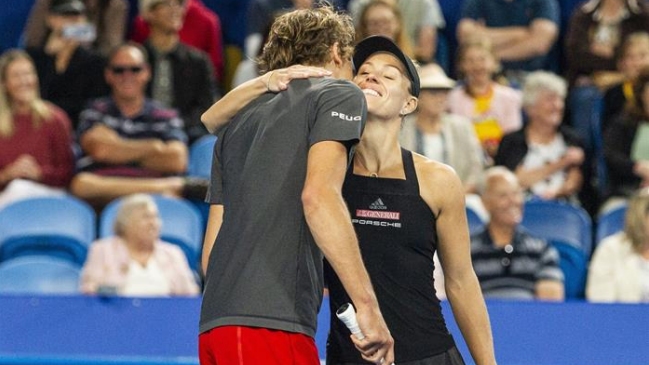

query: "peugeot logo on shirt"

left=331, top=111, right=362, bottom=121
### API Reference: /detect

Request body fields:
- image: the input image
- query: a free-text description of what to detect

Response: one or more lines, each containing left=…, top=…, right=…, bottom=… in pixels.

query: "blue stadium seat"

left=187, top=135, right=217, bottom=227
left=0, top=255, right=81, bottom=295
left=316, top=295, right=331, bottom=361
left=548, top=239, right=588, bottom=300
left=0, top=196, right=96, bottom=265
left=596, top=204, right=627, bottom=246
left=188, top=134, right=217, bottom=179
left=99, top=195, right=204, bottom=270
left=521, top=200, right=593, bottom=255
left=466, top=206, right=485, bottom=235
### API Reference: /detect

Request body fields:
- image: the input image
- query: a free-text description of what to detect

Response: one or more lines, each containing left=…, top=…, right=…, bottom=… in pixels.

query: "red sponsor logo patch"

left=356, top=209, right=400, bottom=220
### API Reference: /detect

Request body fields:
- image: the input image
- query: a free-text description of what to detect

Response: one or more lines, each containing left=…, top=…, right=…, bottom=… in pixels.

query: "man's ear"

left=331, top=42, right=344, bottom=67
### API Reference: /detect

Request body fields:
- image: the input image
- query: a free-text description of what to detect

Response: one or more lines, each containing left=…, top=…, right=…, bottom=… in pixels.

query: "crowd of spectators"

left=1, top=0, right=649, bottom=302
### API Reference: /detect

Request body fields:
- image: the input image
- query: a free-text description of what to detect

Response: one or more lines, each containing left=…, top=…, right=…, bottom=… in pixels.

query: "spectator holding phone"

left=23, top=0, right=129, bottom=56
left=26, top=0, right=109, bottom=129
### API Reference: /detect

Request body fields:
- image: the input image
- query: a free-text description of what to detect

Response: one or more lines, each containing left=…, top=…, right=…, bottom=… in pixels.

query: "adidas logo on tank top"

left=369, top=198, right=387, bottom=210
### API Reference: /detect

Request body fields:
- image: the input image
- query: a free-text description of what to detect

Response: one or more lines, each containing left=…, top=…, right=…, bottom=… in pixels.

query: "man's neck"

left=148, top=30, right=180, bottom=53
left=114, top=95, right=145, bottom=118
left=416, top=111, right=442, bottom=133
left=488, top=223, right=516, bottom=248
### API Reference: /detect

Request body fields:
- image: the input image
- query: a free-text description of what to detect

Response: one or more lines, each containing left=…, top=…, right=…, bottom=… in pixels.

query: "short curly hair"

left=258, top=5, right=355, bottom=73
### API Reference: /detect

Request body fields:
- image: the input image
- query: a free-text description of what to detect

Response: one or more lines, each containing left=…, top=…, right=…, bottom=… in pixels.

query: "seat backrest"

left=0, top=255, right=81, bottom=294
left=596, top=204, right=627, bottom=246
left=466, top=206, right=484, bottom=235
left=521, top=200, right=593, bottom=255
left=315, top=295, right=331, bottom=360
left=188, top=135, right=217, bottom=179
left=100, top=195, right=204, bottom=270
left=548, top=239, right=588, bottom=300
left=0, top=196, right=96, bottom=265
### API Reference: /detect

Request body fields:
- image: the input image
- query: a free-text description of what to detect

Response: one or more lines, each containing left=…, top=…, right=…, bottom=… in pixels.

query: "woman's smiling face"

left=3, top=57, right=39, bottom=107
left=353, top=52, right=412, bottom=120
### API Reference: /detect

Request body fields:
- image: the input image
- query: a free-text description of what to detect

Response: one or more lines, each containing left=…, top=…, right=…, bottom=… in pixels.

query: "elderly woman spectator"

left=80, top=193, right=200, bottom=296
left=495, top=71, right=586, bottom=205
left=0, top=49, right=74, bottom=210
left=447, top=36, right=523, bottom=163
left=603, top=66, right=649, bottom=212
left=587, top=188, right=649, bottom=303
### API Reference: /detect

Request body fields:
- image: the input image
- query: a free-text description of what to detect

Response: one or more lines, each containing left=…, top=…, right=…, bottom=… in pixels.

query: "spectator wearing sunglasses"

left=70, top=43, right=207, bottom=210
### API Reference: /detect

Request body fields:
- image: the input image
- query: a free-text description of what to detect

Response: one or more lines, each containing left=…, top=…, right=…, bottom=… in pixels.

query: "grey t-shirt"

left=200, top=77, right=367, bottom=337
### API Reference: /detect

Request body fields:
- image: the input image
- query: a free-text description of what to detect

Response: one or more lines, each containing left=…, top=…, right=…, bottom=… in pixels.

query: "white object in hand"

left=336, top=303, right=365, bottom=340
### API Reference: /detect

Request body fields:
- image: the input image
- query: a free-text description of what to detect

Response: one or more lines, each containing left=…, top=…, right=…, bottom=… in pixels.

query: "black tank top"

left=325, top=149, right=455, bottom=364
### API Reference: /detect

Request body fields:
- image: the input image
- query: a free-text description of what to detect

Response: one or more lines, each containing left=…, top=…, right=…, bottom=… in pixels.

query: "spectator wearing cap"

left=135, top=0, right=219, bottom=144
left=130, top=0, right=224, bottom=85
left=23, top=0, right=129, bottom=56
left=400, top=63, right=485, bottom=195
left=26, top=0, right=109, bottom=130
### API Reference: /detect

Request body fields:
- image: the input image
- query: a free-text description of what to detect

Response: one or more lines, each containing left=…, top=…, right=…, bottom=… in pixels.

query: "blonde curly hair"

left=258, top=5, right=355, bottom=73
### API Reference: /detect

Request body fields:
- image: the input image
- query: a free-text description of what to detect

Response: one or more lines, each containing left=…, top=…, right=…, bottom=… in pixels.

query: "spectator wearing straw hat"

left=400, top=63, right=485, bottom=195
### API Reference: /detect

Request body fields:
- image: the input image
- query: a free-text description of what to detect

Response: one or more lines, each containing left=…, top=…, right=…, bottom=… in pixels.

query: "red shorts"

left=199, top=325, right=320, bottom=365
